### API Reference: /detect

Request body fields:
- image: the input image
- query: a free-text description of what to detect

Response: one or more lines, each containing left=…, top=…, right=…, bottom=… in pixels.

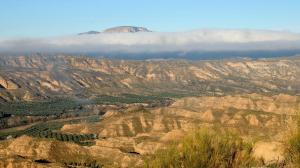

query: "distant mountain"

left=103, top=26, right=151, bottom=33
left=78, top=31, right=100, bottom=35
left=78, top=26, right=151, bottom=35
left=5, top=28, right=300, bottom=59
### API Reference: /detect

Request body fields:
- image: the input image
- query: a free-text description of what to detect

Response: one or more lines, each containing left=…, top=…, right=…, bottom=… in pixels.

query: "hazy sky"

left=1, top=0, right=300, bottom=38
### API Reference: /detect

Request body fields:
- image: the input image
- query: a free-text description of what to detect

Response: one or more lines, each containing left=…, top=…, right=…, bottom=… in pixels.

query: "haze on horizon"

left=1, top=0, right=300, bottom=57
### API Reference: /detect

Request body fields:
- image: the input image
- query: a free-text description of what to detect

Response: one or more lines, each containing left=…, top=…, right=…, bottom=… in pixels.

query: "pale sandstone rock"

left=201, top=110, right=215, bottom=122
left=0, top=76, right=19, bottom=90
left=245, top=114, right=260, bottom=126
left=253, top=141, right=284, bottom=164
left=134, top=141, right=164, bottom=155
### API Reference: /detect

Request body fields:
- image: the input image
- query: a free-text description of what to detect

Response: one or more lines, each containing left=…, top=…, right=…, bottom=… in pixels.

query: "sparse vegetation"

left=145, top=129, right=260, bottom=168
left=0, top=98, right=82, bottom=116
left=93, top=93, right=173, bottom=105
left=0, top=94, right=174, bottom=117
left=22, top=123, right=98, bottom=146
left=64, top=160, right=103, bottom=168
left=0, top=116, right=100, bottom=145
left=285, top=115, right=300, bottom=167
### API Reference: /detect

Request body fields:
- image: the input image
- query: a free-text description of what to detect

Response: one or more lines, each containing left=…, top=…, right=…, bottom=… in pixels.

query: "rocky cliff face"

left=0, top=135, right=143, bottom=168
left=0, top=55, right=300, bottom=101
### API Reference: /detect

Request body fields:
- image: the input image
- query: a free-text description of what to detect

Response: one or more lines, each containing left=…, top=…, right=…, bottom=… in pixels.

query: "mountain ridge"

left=103, top=26, right=151, bottom=33
left=78, top=26, right=151, bottom=35
left=0, top=55, right=300, bottom=101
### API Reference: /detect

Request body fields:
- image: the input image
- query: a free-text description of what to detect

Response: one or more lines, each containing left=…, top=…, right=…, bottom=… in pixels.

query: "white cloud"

left=1, top=29, right=300, bottom=53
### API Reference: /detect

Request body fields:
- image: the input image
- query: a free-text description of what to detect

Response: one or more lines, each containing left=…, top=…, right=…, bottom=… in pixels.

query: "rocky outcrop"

left=0, top=135, right=143, bottom=168
left=0, top=158, right=63, bottom=168
left=0, top=76, right=19, bottom=90
left=253, top=141, right=284, bottom=164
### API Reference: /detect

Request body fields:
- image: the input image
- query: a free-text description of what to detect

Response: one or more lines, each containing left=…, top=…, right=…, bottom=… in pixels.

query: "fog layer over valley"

left=1, top=29, right=300, bottom=59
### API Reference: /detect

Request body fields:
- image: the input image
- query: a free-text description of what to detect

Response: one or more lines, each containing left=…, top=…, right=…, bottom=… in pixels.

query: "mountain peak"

left=78, top=31, right=100, bottom=35
left=78, top=26, right=151, bottom=35
left=103, top=26, right=151, bottom=33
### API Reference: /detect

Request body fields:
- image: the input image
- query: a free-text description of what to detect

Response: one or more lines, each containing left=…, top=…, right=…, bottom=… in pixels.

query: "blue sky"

left=0, top=0, right=299, bottom=38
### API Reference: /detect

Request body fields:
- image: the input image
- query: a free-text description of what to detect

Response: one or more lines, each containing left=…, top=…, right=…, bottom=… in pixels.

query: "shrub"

left=62, top=134, right=68, bottom=141
left=145, top=129, right=259, bottom=168
left=285, top=115, right=300, bottom=167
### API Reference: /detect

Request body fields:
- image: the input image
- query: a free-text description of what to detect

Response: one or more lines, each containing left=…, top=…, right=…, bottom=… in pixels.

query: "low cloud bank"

left=1, top=29, right=300, bottom=54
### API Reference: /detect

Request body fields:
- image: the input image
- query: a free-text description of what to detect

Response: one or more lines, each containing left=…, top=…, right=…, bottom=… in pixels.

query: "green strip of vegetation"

left=0, top=93, right=181, bottom=116
left=93, top=93, right=171, bottom=104
left=0, top=98, right=82, bottom=116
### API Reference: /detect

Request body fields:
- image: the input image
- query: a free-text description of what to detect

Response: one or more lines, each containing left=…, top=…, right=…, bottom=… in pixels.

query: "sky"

left=0, top=0, right=300, bottom=38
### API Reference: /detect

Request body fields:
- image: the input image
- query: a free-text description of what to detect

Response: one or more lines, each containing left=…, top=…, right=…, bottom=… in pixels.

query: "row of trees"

left=21, top=124, right=98, bottom=146
left=93, top=94, right=171, bottom=105
left=0, top=116, right=100, bottom=140
left=0, top=98, right=81, bottom=116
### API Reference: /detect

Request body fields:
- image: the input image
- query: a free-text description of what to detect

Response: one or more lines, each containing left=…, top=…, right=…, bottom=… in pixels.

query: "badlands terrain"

left=0, top=55, right=300, bottom=101
left=0, top=55, right=300, bottom=167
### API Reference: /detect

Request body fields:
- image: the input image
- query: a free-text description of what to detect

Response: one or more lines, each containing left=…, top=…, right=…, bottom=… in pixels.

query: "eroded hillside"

left=1, top=55, right=300, bottom=167
left=1, top=94, right=298, bottom=167
left=0, top=55, right=300, bottom=101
